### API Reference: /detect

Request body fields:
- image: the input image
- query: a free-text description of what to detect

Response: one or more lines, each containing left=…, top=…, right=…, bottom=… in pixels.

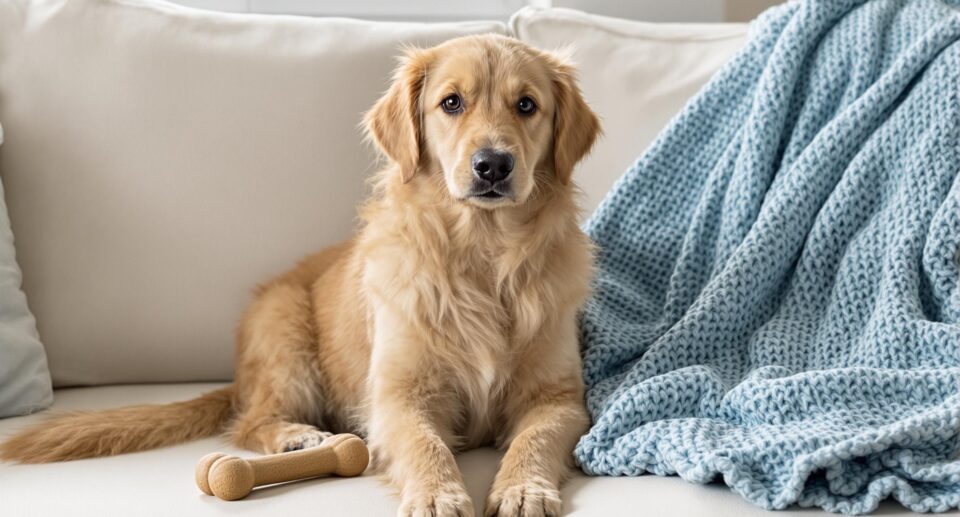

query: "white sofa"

left=0, top=1, right=916, bottom=515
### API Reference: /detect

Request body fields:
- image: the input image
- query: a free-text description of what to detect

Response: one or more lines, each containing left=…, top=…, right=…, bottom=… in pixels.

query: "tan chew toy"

left=195, top=433, right=369, bottom=501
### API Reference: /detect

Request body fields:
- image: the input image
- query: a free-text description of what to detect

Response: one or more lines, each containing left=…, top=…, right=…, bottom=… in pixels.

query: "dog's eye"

left=517, top=96, right=537, bottom=116
left=441, top=94, right=463, bottom=114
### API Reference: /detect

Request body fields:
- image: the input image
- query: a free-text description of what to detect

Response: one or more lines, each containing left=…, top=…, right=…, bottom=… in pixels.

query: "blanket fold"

left=576, top=0, right=960, bottom=513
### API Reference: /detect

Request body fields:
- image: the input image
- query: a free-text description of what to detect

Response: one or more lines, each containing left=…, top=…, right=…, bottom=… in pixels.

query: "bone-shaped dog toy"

left=195, top=433, right=369, bottom=500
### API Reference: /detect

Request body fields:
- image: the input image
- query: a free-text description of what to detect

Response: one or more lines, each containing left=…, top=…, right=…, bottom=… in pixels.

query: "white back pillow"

left=511, top=7, right=747, bottom=211
left=0, top=0, right=505, bottom=386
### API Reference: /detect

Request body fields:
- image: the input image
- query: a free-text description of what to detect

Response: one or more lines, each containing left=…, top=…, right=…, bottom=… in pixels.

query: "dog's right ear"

left=363, top=48, right=431, bottom=183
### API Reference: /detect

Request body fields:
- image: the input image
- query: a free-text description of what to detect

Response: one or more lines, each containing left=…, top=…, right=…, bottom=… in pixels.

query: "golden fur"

left=1, top=34, right=601, bottom=517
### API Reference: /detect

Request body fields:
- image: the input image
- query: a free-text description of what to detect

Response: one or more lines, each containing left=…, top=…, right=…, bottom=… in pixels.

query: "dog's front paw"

left=485, top=479, right=561, bottom=517
left=278, top=429, right=332, bottom=453
left=398, top=483, right=473, bottom=517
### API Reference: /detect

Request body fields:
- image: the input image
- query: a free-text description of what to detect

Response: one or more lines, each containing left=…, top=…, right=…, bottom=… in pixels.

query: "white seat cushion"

left=0, top=384, right=914, bottom=516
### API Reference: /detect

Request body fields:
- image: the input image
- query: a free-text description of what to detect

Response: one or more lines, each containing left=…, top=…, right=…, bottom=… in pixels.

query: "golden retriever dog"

left=1, top=34, right=600, bottom=517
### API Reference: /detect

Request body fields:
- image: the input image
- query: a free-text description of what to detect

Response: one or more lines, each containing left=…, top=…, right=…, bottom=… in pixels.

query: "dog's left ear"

left=550, top=58, right=601, bottom=185
left=363, top=48, right=432, bottom=183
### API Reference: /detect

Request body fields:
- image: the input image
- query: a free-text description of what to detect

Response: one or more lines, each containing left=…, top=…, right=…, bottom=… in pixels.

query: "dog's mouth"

left=467, top=178, right=513, bottom=202
left=477, top=190, right=504, bottom=199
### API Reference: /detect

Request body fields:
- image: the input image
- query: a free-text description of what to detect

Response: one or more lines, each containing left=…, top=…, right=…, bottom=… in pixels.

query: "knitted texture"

left=575, top=0, right=960, bottom=514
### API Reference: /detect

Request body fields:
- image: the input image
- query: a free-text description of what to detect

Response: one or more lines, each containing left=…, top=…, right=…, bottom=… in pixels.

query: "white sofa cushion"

left=0, top=384, right=915, bottom=516
left=510, top=7, right=748, bottom=211
left=0, top=123, right=53, bottom=417
left=0, top=0, right=505, bottom=387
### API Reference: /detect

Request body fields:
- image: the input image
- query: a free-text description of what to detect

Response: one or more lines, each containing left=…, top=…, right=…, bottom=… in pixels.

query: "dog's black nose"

left=472, top=148, right=514, bottom=183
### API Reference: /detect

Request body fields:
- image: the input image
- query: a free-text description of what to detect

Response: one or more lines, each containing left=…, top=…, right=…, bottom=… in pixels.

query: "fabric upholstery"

left=0, top=0, right=505, bottom=386
left=0, top=1, right=747, bottom=387
left=510, top=7, right=747, bottom=211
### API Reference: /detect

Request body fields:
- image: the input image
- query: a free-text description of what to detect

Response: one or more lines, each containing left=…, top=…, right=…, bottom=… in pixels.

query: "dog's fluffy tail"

left=0, top=385, right=234, bottom=463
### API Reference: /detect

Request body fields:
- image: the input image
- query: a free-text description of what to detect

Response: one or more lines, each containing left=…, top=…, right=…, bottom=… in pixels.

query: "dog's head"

left=364, top=35, right=600, bottom=208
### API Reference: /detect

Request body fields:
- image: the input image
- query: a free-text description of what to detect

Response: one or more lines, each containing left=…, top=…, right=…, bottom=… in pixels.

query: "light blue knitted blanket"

left=575, top=0, right=960, bottom=514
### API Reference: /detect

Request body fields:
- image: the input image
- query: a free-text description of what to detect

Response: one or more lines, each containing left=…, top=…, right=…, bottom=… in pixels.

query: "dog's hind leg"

left=229, top=280, right=331, bottom=454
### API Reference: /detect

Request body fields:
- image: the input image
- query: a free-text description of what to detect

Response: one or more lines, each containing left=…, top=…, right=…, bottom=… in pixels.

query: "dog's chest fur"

left=360, top=197, right=571, bottom=444
left=441, top=244, right=529, bottom=443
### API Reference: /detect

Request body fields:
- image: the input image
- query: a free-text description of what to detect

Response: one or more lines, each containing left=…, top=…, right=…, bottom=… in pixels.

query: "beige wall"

left=726, top=0, right=783, bottom=22
left=548, top=0, right=725, bottom=22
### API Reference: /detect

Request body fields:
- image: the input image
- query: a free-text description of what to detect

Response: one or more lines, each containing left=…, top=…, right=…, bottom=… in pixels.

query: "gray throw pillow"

left=0, top=122, right=53, bottom=417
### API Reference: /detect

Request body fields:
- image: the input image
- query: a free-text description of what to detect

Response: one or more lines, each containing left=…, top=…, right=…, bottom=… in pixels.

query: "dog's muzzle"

left=469, top=148, right=514, bottom=200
